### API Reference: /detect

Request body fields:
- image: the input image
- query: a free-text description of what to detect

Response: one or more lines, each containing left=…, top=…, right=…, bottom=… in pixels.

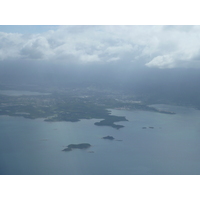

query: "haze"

left=0, top=25, right=200, bottom=107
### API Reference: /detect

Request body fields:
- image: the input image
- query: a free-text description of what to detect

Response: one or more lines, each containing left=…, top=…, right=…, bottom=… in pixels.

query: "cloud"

left=105, top=44, right=133, bottom=55
left=80, top=54, right=100, bottom=62
left=0, top=32, right=23, bottom=60
left=107, top=57, right=120, bottom=62
left=145, top=55, right=175, bottom=68
left=1, top=25, right=200, bottom=68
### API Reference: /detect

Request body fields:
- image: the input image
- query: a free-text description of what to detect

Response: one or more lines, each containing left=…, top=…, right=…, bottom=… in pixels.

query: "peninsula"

left=0, top=86, right=175, bottom=129
left=95, top=116, right=128, bottom=129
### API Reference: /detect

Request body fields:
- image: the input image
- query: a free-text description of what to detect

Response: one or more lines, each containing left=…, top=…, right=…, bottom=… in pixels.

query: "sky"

left=1, top=25, right=200, bottom=70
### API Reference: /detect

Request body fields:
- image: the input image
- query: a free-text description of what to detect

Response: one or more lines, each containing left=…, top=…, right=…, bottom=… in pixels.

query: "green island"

left=0, top=86, right=176, bottom=129
left=62, top=143, right=91, bottom=151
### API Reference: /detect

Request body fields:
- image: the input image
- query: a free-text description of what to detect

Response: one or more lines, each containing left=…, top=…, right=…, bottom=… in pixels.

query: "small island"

left=102, top=136, right=115, bottom=140
left=62, top=143, right=91, bottom=152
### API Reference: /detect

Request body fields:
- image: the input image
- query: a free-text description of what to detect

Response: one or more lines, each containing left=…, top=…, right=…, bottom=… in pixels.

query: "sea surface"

left=1, top=104, right=200, bottom=175
left=0, top=90, right=50, bottom=96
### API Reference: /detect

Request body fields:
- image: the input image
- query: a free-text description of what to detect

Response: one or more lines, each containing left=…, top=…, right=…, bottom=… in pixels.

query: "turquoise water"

left=1, top=104, right=200, bottom=175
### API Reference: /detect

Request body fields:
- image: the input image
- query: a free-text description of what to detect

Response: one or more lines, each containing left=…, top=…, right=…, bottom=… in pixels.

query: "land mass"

left=0, top=86, right=176, bottom=129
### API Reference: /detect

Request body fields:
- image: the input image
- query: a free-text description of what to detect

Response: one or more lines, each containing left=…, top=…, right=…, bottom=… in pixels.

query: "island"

left=102, top=136, right=115, bottom=140
left=62, top=143, right=91, bottom=152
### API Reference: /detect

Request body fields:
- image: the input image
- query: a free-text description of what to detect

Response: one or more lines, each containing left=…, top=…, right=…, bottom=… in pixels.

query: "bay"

left=1, top=104, right=200, bottom=175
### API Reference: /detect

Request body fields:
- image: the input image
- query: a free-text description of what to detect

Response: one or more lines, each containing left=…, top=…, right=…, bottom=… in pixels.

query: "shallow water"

left=1, top=104, right=200, bottom=175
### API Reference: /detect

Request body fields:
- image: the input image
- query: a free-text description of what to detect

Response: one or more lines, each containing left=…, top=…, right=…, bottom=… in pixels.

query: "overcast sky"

left=1, top=25, right=200, bottom=70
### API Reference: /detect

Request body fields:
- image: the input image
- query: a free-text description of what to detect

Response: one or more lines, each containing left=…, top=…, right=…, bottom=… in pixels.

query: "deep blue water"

left=1, top=104, right=200, bottom=175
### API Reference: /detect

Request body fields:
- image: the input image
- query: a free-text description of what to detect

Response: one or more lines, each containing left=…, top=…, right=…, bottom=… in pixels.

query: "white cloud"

left=107, top=57, right=120, bottom=62
left=20, top=36, right=54, bottom=59
left=1, top=25, right=200, bottom=68
left=145, top=55, right=175, bottom=68
left=105, top=44, right=133, bottom=55
left=80, top=54, right=100, bottom=62
left=0, top=32, right=23, bottom=60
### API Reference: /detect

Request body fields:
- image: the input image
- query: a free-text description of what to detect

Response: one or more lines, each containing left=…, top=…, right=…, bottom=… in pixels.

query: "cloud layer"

left=1, top=25, right=200, bottom=68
